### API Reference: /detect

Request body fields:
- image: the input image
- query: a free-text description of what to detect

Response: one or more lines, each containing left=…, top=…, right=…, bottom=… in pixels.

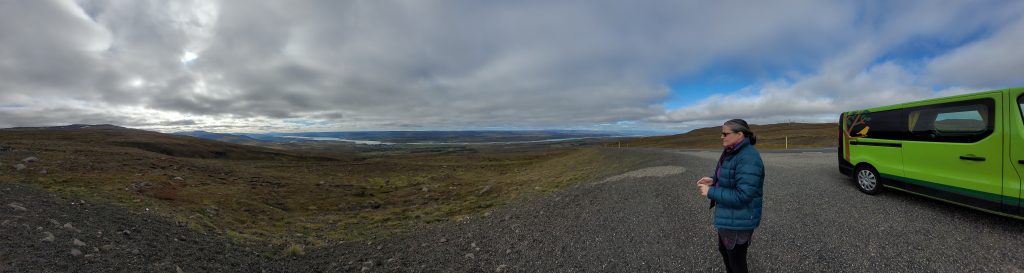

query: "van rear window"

left=905, top=98, right=994, bottom=143
left=844, top=109, right=905, bottom=140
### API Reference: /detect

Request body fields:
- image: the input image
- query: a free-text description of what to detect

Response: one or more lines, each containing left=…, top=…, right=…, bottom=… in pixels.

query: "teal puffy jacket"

left=708, top=138, right=765, bottom=230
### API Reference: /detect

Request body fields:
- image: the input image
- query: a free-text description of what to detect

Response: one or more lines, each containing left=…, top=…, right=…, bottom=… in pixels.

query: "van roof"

left=847, top=87, right=1020, bottom=113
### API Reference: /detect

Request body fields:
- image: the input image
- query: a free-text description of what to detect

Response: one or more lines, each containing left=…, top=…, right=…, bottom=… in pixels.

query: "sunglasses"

left=721, top=131, right=737, bottom=137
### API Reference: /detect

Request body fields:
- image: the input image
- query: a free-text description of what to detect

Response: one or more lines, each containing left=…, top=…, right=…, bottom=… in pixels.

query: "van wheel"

left=854, top=165, right=883, bottom=195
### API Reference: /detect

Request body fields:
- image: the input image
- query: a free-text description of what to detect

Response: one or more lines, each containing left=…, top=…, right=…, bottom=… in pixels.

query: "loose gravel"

left=3, top=148, right=1024, bottom=272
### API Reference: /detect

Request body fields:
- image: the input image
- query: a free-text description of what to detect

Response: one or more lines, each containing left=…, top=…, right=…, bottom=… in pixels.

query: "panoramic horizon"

left=2, top=1, right=1023, bottom=133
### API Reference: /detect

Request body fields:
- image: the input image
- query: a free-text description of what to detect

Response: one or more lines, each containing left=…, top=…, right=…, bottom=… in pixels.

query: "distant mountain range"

left=626, top=122, right=839, bottom=149
left=175, top=130, right=670, bottom=145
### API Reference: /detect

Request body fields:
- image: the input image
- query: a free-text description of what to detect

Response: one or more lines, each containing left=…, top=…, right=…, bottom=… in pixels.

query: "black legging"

left=717, top=234, right=750, bottom=273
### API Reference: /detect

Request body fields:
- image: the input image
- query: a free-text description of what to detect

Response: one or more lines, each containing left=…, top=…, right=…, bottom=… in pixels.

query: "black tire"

left=854, top=165, right=883, bottom=195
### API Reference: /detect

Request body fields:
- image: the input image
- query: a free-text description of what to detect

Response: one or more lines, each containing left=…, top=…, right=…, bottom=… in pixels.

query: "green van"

left=839, top=87, right=1024, bottom=218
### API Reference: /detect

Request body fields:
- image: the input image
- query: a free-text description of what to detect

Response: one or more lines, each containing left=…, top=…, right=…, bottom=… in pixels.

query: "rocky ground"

left=0, top=182, right=267, bottom=272
left=4, top=148, right=1024, bottom=272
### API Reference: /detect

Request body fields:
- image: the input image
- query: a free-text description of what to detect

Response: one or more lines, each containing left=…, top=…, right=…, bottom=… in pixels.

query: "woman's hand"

left=697, top=177, right=713, bottom=186
left=698, top=184, right=710, bottom=196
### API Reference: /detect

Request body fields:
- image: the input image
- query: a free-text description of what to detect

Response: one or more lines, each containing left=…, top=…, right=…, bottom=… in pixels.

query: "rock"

left=0, top=220, right=8, bottom=226
left=7, top=203, right=27, bottom=211
left=73, top=238, right=87, bottom=246
left=130, top=181, right=153, bottom=192
left=176, top=265, right=185, bottom=273
left=13, top=164, right=25, bottom=171
left=38, top=169, right=47, bottom=174
left=496, top=264, right=509, bottom=272
left=421, top=187, right=429, bottom=192
left=21, top=157, right=38, bottom=163
left=41, top=232, right=55, bottom=242
left=48, top=219, right=60, bottom=226
left=70, top=248, right=83, bottom=257
left=173, top=177, right=184, bottom=181
left=63, top=223, right=74, bottom=230
left=91, top=247, right=99, bottom=253
left=465, top=253, right=475, bottom=259
left=471, top=242, right=477, bottom=248
left=360, top=267, right=370, bottom=272
left=100, top=244, right=114, bottom=252
left=477, top=185, right=493, bottom=195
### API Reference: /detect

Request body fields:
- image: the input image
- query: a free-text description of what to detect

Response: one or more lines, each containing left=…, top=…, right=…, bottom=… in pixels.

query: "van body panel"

left=844, top=104, right=904, bottom=178
left=900, top=93, right=1003, bottom=210
left=849, top=140, right=903, bottom=178
left=1008, top=88, right=1024, bottom=214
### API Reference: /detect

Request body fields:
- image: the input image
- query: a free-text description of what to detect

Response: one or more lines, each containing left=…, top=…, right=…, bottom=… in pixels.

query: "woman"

left=697, top=119, right=765, bottom=273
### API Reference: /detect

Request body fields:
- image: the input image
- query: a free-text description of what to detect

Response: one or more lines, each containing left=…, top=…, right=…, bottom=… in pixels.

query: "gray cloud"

left=0, top=0, right=1022, bottom=132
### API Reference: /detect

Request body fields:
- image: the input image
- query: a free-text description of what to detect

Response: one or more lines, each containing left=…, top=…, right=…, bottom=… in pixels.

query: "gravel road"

left=3, top=148, right=1024, bottom=272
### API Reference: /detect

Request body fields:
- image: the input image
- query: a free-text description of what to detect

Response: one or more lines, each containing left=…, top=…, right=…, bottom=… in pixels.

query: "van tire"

left=854, top=165, right=883, bottom=195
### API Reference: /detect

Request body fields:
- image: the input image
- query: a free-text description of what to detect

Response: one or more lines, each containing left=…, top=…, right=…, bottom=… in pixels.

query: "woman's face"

left=721, top=125, right=744, bottom=147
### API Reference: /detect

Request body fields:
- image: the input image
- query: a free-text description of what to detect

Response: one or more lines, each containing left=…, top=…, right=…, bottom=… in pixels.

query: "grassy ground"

left=0, top=127, right=653, bottom=248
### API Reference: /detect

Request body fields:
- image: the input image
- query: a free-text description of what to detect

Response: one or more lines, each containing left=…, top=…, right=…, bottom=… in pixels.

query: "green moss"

left=281, top=243, right=305, bottom=257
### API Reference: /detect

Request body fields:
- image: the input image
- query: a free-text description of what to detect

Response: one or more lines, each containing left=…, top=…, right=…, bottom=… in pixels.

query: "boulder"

left=21, top=157, right=38, bottom=163
left=41, top=232, right=55, bottom=242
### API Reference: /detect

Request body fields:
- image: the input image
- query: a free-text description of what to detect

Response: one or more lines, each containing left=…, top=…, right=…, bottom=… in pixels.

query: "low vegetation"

left=0, top=125, right=652, bottom=248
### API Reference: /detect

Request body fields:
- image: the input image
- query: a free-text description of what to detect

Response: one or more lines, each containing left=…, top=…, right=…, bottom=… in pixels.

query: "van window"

left=906, top=98, right=995, bottom=143
left=845, top=109, right=905, bottom=140
left=934, top=109, right=986, bottom=132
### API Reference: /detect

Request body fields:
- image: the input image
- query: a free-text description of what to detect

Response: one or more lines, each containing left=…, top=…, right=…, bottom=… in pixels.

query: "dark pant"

left=717, top=234, right=750, bottom=273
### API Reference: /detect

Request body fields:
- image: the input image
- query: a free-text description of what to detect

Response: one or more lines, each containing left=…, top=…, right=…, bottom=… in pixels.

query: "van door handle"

left=959, top=155, right=985, bottom=161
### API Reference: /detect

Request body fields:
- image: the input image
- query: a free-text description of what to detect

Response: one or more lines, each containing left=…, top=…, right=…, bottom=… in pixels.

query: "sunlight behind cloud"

left=180, top=51, right=198, bottom=64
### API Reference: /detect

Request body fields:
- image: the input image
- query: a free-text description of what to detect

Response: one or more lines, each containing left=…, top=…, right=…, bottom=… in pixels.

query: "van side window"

left=905, top=98, right=995, bottom=143
left=845, top=109, right=905, bottom=140
left=1019, top=95, right=1023, bottom=124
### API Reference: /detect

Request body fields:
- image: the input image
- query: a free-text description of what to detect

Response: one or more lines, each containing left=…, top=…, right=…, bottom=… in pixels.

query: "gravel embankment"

left=4, top=148, right=1024, bottom=272
left=0, top=184, right=268, bottom=272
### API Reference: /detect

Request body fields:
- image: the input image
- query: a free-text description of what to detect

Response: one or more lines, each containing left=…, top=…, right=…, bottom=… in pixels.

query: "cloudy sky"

left=1, top=0, right=1022, bottom=133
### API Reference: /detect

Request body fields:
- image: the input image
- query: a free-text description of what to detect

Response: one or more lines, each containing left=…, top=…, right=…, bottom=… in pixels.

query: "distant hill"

left=173, top=131, right=266, bottom=145
left=0, top=125, right=335, bottom=161
left=625, top=122, right=839, bottom=149
left=182, top=130, right=634, bottom=144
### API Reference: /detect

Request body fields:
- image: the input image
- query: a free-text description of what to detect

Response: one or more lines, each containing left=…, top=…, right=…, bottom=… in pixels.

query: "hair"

left=724, top=119, right=757, bottom=145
